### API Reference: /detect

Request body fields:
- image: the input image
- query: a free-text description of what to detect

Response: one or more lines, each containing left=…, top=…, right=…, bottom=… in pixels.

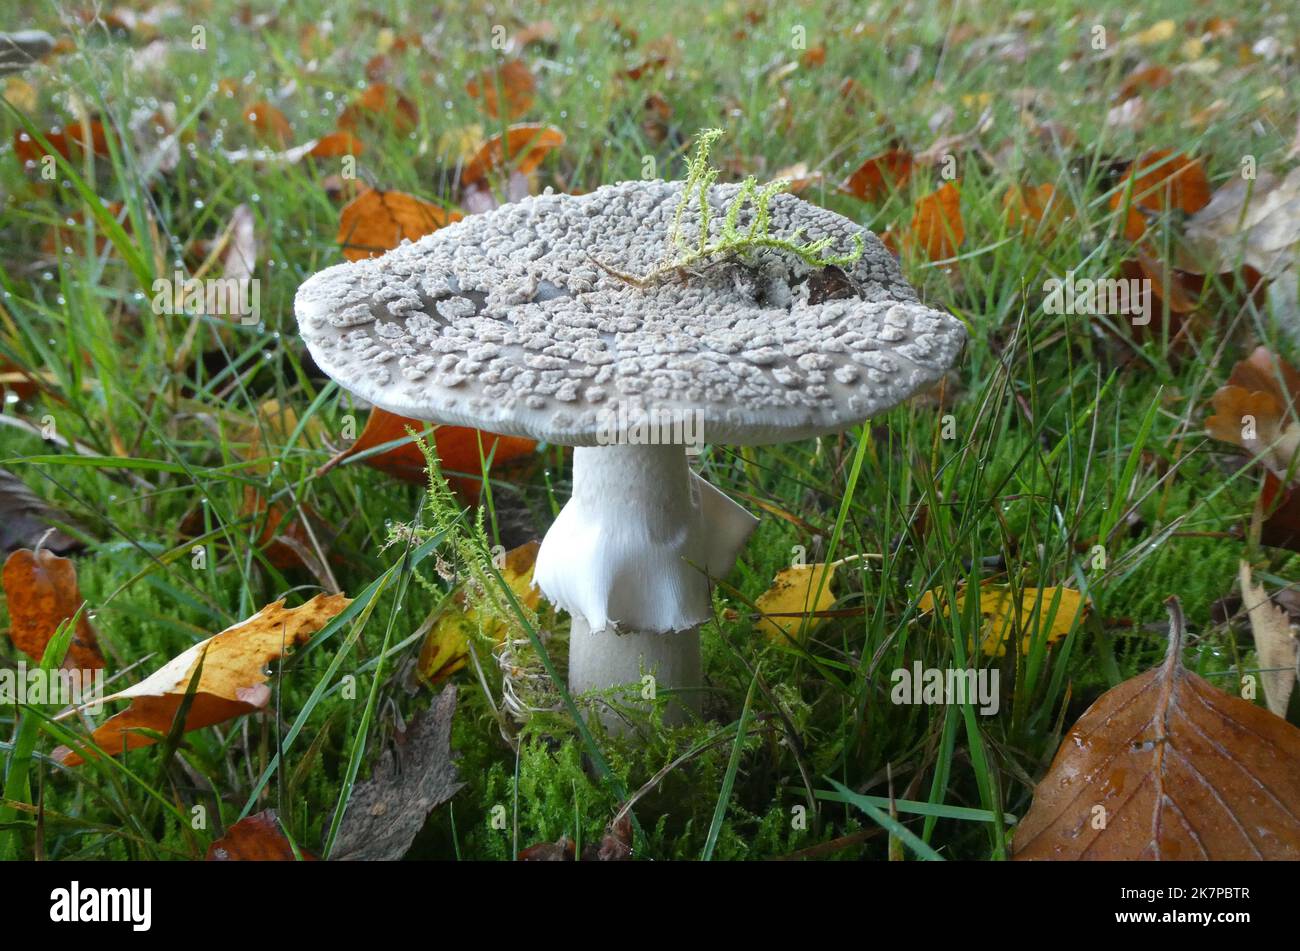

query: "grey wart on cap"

left=296, top=178, right=965, bottom=729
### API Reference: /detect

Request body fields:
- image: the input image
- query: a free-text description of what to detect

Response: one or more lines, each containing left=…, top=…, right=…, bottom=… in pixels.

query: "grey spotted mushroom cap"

left=295, top=179, right=966, bottom=446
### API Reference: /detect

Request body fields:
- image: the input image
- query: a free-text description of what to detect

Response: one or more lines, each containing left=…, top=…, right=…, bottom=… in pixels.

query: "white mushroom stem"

left=533, top=442, right=758, bottom=726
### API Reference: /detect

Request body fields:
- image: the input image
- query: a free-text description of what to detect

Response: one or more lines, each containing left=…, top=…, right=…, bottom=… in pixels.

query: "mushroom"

left=295, top=179, right=965, bottom=728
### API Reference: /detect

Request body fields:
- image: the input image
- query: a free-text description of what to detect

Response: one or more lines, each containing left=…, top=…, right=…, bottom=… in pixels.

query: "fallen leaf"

left=1117, top=64, right=1173, bottom=101
left=2, top=548, right=103, bottom=669
left=460, top=123, right=565, bottom=188
left=419, top=541, right=541, bottom=686
left=0, top=469, right=83, bottom=555
left=207, top=810, right=316, bottom=860
left=243, top=101, right=291, bottom=144
left=906, top=181, right=964, bottom=261
left=55, top=593, right=350, bottom=765
left=1110, top=150, right=1211, bottom=240
left=337, top=83, right=418, bottom=135
left=13, top=119, right=111, bottom=165
left=838, top=148, right=913, bottom=203
left=325, top=407, right=535, bottom=493
left=1182, top=167, right=1300, bottom=279
left=755, top=563, right=838, bottom=643
left=332, top=685, right=463, bottom=860
left=918, top=584, right=1085, bottom=657
left=309, top=131, right=364, bottom=158
left=1239, top=561, right=1299, bottom=718
left=519, top=836, right=575, bottom=860
left=1205, top=346, right=1300, bottom=477
left=1014, top=598, right=1300, bottom=859
left=1131, top=19, right=1176, bottom=47
left=511, top=21, right=557, bottom=50
left=336, top=187, right=462, bottom=262
left=1002, top=183, right=1072, bottom=238
left=465, top=60, right=535, bottom=119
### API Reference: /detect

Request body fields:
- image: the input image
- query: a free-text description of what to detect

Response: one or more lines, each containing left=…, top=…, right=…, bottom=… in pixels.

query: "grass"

left=0, top=0, right=1297, bottom=860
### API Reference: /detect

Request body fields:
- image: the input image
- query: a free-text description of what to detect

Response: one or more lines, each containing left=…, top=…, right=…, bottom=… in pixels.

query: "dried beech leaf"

left=2, top=547, right=103, bottom=669
left=207, top=810, right=316, bottom=860
left=1014, top=598, right=1300, bottom=860
left=1240, top=561, right=1299, bottom=718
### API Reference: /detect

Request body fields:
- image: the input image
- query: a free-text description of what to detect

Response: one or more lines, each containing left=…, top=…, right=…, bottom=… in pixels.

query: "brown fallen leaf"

left=465, top=60, right=535, bottom=119
left=207, top=810, right=316, bottom=860
left=323, top=406, right=535, bottom=493
left=309, top=131, right=364, bottom=158
left=2, top=547, right=103, bottom=669
left=460, top=123, right=565, bottom=189
left=13, top=119, right=111, bottom=164
left=1239, top=561, right=1299, bottom=719
left=243, top=101, right=291, bottom=145
left=1117, top=64, right=1173, bottom=101
left=55, top=593, right=350, bottom=765
left=1014, top=598, right=1300, bottom=859
left=1110, top=150, right=1211, bottom=240
left=336, top=187, right=462, bottom=262
left=520, top=813, right=633, bottom=861
left=838, top=148, right=913, bottom=203
left=337, top=82, right=418, bottom=135
left=0, top=469, right=84, bottom=555
left=906, top=181, right=964, bottom=261
left=332, top=684, right=463, bottom=860
left=1002, top=183, right=1072, bottom=238
left=1205, top=346, right=1300, bottom=477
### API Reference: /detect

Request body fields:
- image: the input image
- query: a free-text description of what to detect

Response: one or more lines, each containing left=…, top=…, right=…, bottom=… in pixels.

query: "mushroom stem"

left=533, top=442, right=757, bottom=727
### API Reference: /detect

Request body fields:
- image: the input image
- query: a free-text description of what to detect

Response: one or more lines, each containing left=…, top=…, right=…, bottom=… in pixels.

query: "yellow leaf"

left=1133, top=19, right=1176, bottom=46
left=756, top=563, right=838, bottom=643
left=57, top=594, right=350, bottom=765
left=918, top=585, right=1086, bottom=657
left=418, top=541, right=541, bottom=686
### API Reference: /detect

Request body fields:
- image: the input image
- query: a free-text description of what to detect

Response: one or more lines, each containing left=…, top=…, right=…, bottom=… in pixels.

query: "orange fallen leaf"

left=2, top=548, right=104, bottom=670
left=327, top=408, right=535, bottom=496
left=1117, top=64, right=1173, bottom=101
left=207, top=810, right=316, bottom=860
left=906, top=181, right=964, bottom=261
left=1110, top=150, right=1211, bottom=240
left=460, top=124, right=565, bottom=188
left=465, top=60, right=535, bottom=119
left=799, top=44, right=827, bottom=67
left=337, top=82, right=418, bottom=135
left=1002, top=183, right=1072, bottom=238
left=243, top=101, right=291, bottom=144
left=838, top=148, right=913, bottom=203
left=55, top=593, right=350, bottom=765
left=13, top=120, right=111, bottom=164
left=1014, top=599, right=1300, bottom=859
left=310, top=131, right=364, bottom=158
left=336, top=187, right=462, bottom=262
